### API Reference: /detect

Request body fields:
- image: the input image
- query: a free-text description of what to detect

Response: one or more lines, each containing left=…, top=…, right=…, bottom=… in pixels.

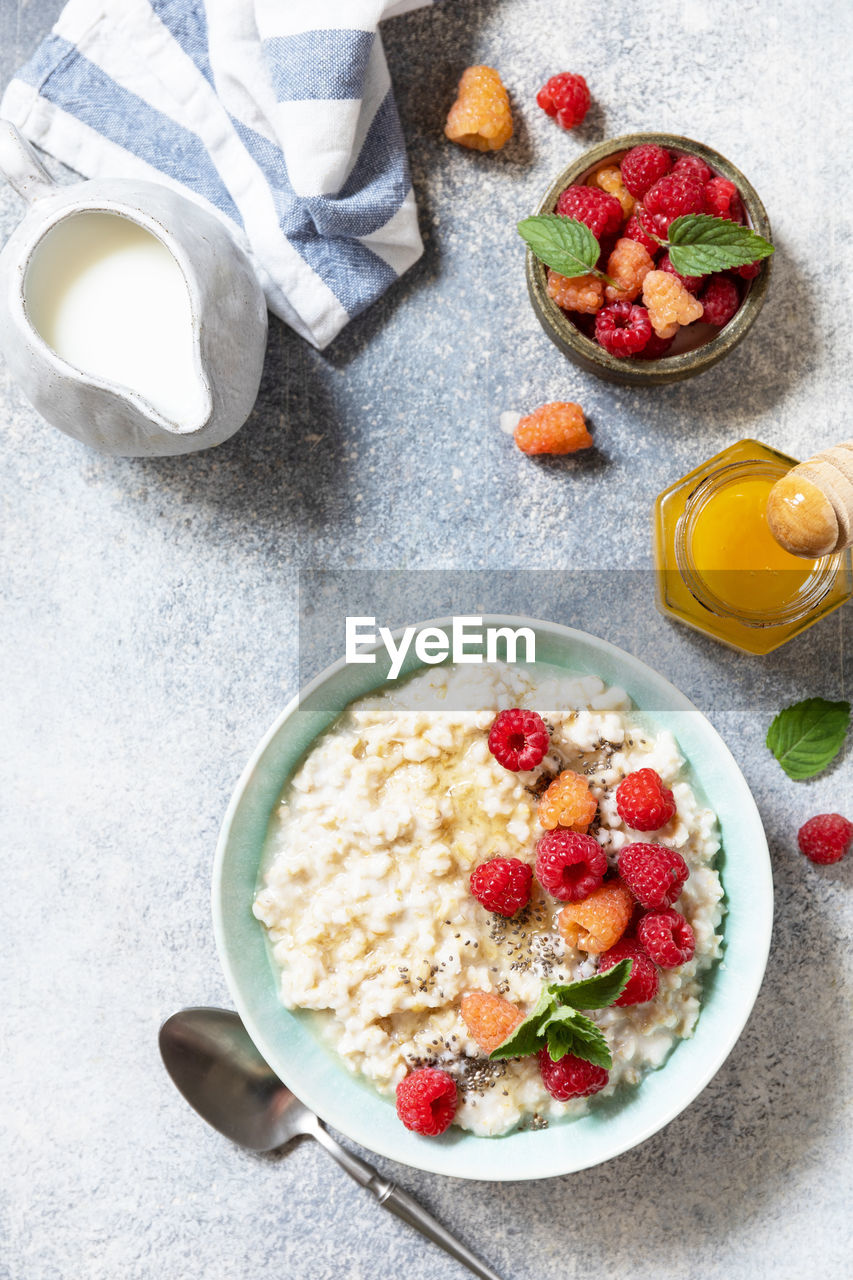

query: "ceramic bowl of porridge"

left=212, top=617, right=772, bottom=1179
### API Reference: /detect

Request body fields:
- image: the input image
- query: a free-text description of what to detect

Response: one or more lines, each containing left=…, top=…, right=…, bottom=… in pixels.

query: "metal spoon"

left=159, top=1008, right=504, bottom=1280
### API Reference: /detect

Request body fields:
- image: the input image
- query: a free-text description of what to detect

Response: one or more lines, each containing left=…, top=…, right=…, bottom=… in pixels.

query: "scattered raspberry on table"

left=396, top=1067, right=458, bottom=1136
left=444, top=65, right=513, bottom=151
left=600, top=937, right=659, bottom=1005
left=535, top=829, right=608, bottom=901
left=538, top=1047, right=609, bottom=1100
left=514, top=402, right=592, bottom=456
left=536, top=72, right=591, bottom=130
left=637, top=908, right=696, bottom=967
left=488, top=707, right=550, bottom=770
left=797, top=813, right=853, bottom=865
left=618, top=843, right=689, bottom=911
left=616, top=768, right=677, bottom=830
left=470, top=856, right=533, bottom=917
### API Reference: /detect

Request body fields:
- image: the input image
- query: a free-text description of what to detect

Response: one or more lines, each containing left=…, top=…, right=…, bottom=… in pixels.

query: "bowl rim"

left=526, top=132, right=773, bottom=385
left=212, top=615, right=773, bottom=1180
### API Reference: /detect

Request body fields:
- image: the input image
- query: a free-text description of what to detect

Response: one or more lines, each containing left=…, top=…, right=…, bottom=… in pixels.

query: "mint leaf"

left=548, top=958, right=633, bottom=1010
left=489, top=962, right=630, bottom=1063
left=489, top=986, right=556, bottom=1060
left=517, top=213, right=600, bottom=278
left=547, top=1014, right=613, bottom=1070
left=666, top=214, right=774, bottom=276
left=766, top=697, right=850, bottom=780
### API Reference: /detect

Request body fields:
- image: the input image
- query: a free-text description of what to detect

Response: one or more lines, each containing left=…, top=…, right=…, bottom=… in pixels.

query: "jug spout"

left=0, top=121, right=56, bottom=203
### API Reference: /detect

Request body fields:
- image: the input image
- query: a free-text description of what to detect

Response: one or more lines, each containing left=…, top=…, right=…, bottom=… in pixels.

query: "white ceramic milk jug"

left=0, top=121, right=268, bottom=456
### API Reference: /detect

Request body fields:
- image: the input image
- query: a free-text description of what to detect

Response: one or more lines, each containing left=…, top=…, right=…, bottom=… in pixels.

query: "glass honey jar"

left=653, top=439, right=852, bottom=654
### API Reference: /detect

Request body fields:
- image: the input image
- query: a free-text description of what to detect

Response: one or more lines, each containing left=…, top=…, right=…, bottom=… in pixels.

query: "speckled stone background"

left=1, top=2, right=851, bottom=1277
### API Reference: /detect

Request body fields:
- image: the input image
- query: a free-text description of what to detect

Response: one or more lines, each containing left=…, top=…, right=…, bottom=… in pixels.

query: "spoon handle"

left=311, top=1122, right=503, bottom=1280
left=375, top=1183, right=505, bottom=1280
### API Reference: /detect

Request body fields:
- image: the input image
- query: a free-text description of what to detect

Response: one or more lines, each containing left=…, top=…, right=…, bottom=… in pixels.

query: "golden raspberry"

left=557, top=880, right=633, bottom=953
left=642, top=270, right=704, bottom=339
left=538, top=769, right=598, bottom=831
left=460, top=990, right=523, bottom=1053
left=445, top=66, right=513, bottom=152
left=589, top=165, right=635, bottom=218
left=604, top=238, right=655, bottom=303
left=514, top=403, right=592, bottom=457
left=546, top=269, right=604, bottom=315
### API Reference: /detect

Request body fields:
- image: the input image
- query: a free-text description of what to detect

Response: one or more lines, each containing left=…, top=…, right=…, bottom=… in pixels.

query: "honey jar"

left=653, top=439, right=852, bottom=654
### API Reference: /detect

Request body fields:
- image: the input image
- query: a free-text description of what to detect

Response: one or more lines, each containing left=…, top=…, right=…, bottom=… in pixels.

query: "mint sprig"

left=665, top=214, right=774, bottom=275
left=517, top=214, right=619, bottom=289
left=766, top=697, right=850, bottom=779
left=489, top=959, right=633, bottom=1069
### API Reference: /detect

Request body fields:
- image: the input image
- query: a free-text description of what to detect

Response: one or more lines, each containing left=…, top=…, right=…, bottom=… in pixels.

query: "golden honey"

left=653, top=439, right=852, bottom=654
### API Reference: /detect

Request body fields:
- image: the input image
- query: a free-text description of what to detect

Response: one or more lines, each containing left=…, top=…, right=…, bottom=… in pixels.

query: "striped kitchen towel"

left=1, top=0, right=436, bottom=348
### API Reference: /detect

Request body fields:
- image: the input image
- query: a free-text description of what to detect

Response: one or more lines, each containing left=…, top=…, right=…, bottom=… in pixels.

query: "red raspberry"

left=556, top=185, right=623, bottom=240
left=658, top=251, right=705, bottom=294
left=618, top=843, right=689, bottom=910
left=732, top=260, right=761, bottom=280
left=396, top=1067, right=457, bottom=1136
left=470, top=857, right=532, bottom=917
left=623, top=207, right=660, bottom=257
left=620, top=144, right=671, bottom=199
left=615, top=768, right=676, bottom=831
left=637, top=908, right=696, bottom=967
left=488, top=707, right=549, bottom=771
left=599, top=937, right=659, bottom=1006
left=797, top=813, right=853, bottom=865
left=535, top=830, right=607, bottom=902
left=704, top=176, right=744, bottom=222
left=595, top=301, right=652, bottom=357
left=636, top=330, right=675, bottom=359
left=536, top=72, right=590, bottom=130
left=644, top=174, right=706, bottom=233
left=538, top=1047, right=609, bottom=1100
left=700, top=275, right=739, bottom=327
left=671, top=154, right=711, bottom=185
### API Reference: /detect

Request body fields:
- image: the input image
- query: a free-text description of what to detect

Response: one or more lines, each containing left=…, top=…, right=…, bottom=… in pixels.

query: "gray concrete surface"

left=1, top=2, right=850, bottom=1277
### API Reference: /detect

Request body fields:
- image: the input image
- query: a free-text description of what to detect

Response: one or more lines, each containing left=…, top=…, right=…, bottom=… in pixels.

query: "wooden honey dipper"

left=766, top=442, right=853, bottom=558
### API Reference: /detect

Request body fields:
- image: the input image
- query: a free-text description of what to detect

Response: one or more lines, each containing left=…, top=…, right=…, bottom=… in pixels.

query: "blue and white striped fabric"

left=1, top=0, right=435, bottom=348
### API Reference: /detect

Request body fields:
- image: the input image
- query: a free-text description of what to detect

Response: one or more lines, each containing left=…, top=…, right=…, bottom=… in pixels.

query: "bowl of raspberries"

left=525, top=133, right=773, bottom=384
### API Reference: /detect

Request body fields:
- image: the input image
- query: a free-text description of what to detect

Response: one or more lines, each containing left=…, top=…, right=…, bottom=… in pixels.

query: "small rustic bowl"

left=527, top=132, right=772, bottom=386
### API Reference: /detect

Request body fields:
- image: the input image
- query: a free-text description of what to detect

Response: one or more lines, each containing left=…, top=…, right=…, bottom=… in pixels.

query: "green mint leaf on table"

left=517, top=215, right=619, bottom=289
left=489, top=958, right=632, bottom=1066
left=766, top=697, right=851, bottom=780
left=665, top=214, right=774, bottom=276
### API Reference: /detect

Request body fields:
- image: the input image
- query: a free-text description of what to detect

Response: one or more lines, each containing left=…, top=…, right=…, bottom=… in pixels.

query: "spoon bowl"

left=160, top=1007, right=311, bottom=1152
left=159, top=1008, right=504, bottom=1280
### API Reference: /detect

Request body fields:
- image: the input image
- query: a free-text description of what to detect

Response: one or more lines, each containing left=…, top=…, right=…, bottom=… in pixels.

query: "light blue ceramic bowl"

left=212, top=617, right=772, bottom=1180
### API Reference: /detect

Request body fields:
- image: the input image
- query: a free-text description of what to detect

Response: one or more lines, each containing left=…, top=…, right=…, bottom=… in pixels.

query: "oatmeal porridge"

left=253, top=662, right=724, bottom=1136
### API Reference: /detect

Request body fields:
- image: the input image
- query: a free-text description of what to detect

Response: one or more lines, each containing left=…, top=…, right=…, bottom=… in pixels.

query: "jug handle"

left=0, top=120, right=55, bottom=202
